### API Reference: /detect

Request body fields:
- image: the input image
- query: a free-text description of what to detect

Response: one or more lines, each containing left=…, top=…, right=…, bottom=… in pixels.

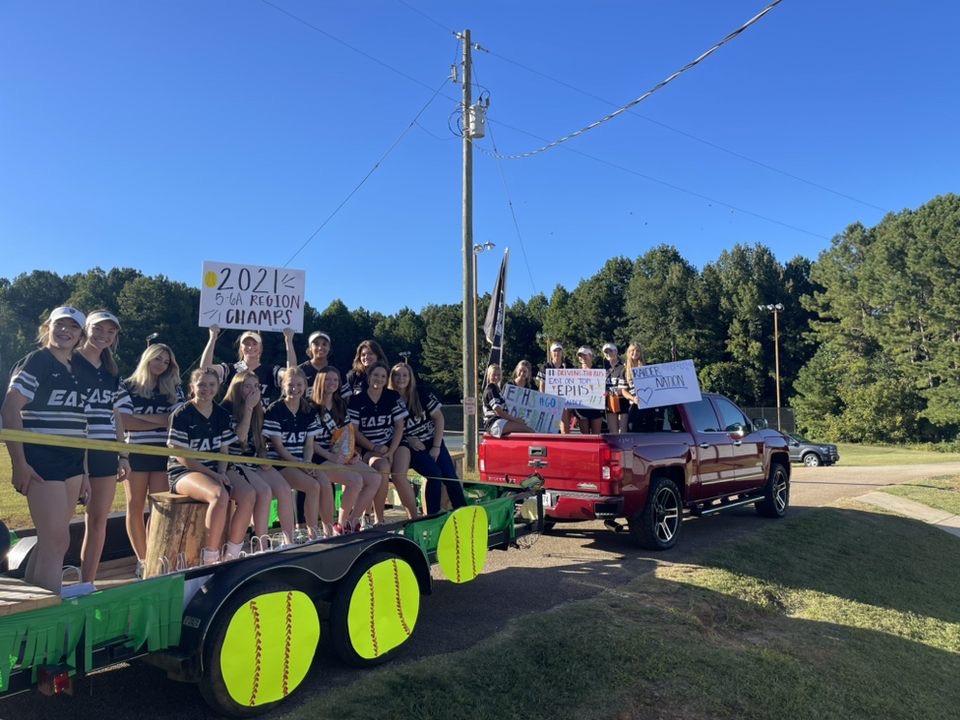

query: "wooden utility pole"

left=461, top=30, right=477, bottom=471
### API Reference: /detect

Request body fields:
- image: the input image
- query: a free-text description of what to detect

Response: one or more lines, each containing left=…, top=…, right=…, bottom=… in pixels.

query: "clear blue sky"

left=2, top=1, right=957, bottom=315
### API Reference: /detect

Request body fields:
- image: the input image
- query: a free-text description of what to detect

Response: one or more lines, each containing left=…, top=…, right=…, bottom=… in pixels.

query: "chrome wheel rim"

left=803, top=454, right=820, bottom=467
left=773, top=471, right=789, bottom=513
left=654, top=486, right=680, bottom=543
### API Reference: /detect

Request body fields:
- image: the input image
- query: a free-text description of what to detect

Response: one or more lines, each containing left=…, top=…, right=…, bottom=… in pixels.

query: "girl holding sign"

left=574, top=346, right=604, bottom=435
left=536, top=342, right=572, bottom=433
left=511, top=359, right=534, bottom=388
left=201, top=325, right=296, bottom=407
left=483, top=364, right=534, bottom=438
left=619, top=343, right=647, bottom=432
left=602, top=343, right=629, bottom=434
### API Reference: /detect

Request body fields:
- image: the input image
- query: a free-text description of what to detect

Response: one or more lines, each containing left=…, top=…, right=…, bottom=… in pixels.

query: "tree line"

left=2, top=194, right=958, bottom=444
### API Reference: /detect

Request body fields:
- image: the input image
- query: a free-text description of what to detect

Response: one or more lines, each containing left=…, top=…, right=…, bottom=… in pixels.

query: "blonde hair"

left=36, top=319, right=85, bottom=352
left=625, top=343, right=646, bottom=376
left=280, top=366, right=312, bottom=414
left=312, top=365, right=347, bottom=424
left=126, top=343, right=181, bottom=403
left=188, top=367, right=221, bottom=399
left=389, top=363, right=423, bottom=417
left=223, top=370, right=266, bottom=456
left=485, top=363, right=502, bottom=385
left=511, top=359, right=533, bottom=386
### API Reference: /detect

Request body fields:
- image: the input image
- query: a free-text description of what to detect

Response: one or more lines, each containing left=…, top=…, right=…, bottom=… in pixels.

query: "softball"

left=218, top=589, right=320, bottom=707
left=203, top=270, right=219, bottom=288
left=437, top=505, right=488, bottom=584
left=346, top=557, right=420, bottom=660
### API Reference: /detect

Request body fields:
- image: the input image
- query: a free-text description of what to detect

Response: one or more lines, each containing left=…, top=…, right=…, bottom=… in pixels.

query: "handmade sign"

left=543, top=368, right=607, bottom=410
left=199, top=261, right=306, bottom=333
left=502, top=384, right=565, bottom=434
left=631, top=359, right=702, bottom=409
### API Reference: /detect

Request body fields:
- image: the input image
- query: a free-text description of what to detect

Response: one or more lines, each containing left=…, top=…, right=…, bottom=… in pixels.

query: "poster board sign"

left=502, top=384, right=565, bottom=434
left=631, top=360, right=702, bottom=409
left=199, top=261, right=305, bottom=333
left=543, top=368, right=607, bottom=410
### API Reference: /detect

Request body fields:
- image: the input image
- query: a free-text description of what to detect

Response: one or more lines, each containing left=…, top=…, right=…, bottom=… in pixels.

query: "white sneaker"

left=135, top=559, right=145, bottom=579
left=201, top=548, right=221, bottom=566
left=61, top=582, right=96, bottom=599
left=360, top=514, right=374, bottom=531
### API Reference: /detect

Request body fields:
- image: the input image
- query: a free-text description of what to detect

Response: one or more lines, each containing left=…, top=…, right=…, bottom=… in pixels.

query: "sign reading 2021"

left=199, top=261, right=306, bottom=333
left=631, top=359, right=702, bottom=409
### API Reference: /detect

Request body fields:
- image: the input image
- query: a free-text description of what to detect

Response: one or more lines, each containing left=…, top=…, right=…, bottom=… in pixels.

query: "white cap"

left=577, top=346, right=594, bottom=357
left=602, top=342, right=617, bottom=352
left=86, top=310, right=121, bottom=330
left=238, top=330, right=263, bottom=345
left=549, top=342, right=563, bottom=352
left=308, top=331, right=331, bottom=344
left=50, top=306, right=86, bottom=327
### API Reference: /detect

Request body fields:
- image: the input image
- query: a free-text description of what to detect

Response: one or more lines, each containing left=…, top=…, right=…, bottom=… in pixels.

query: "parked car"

left=787, top=433, right=839, bottom=467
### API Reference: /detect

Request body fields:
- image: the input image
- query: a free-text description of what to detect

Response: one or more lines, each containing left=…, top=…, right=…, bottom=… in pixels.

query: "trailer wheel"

left=199, top=582, right=321, bottom=717
left=328, top=552, right=422, bottom=668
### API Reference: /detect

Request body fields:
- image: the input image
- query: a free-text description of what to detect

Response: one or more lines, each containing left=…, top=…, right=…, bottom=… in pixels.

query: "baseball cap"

left=577, top=346, right=594, bottom=357
left=308, top=331, right=331, bottom=344
left=238, top=331, right=263, bottom=345
left=86, top=310, right=121, bottom=330
left=49, top=306, right=86, bottom=327
left=549, top=342, right=563, bottom=352
left=602, top=342, right=617, bottom=352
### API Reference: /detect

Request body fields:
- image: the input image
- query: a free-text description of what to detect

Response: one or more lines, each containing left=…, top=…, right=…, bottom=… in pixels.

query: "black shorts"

left=24, top=444, right=84, bottom=482
left=87, top=449, right=119, bottom=478
left=575, top=408, right=604, bottom=420
left=130, top=450, right=168, bottom=473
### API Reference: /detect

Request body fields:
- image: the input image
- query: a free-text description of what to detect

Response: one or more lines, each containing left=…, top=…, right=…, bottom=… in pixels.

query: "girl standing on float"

left=167, top=368, right=255, bottom=565
left=297, top=330, right=336, bottom=395
left=344, top=340, right=389, bottom=397
left=348, top=363, right=417, bottom=523
left=221, top=371, right=296, bottom=548
left=263, top=367, right=329, bottom=539
left=536, top=342, right=572, bottom=433
left=73, top=310, right=130, bottom=583
left=602, top=343, right=629, bottom=434
left=389, top=363, right=467, bottom=515
left=311, top=366, right=379, bottom=533
left=482, top=363, right=534, bottom=437
left=619, top=343, right=647, bottom=432
left=201, top=325, right=296, bottom=407
left=510, top=359, right=534, bottom=389
left=119, top=342, right=184, bottom=577
left=573, top=346, right=604, bottom=435
left=2, top=307, right=90, bottom=592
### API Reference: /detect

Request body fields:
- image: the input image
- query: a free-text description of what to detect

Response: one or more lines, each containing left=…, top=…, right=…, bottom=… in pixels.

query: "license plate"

left=542, top=491, right=557, bottom=508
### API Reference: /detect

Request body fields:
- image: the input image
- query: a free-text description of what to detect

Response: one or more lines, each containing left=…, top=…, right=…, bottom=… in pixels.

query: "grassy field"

left=284, top=503, right=960, bottom=720
left=881, top=476, right=960, bottom=515
left=836, top=442, right=960, bottom=466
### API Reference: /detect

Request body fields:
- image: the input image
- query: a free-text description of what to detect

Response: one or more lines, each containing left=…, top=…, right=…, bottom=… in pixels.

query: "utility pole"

left=460, top=30, right=477, bottom=472
left=758, top=303, right=784, bottom=431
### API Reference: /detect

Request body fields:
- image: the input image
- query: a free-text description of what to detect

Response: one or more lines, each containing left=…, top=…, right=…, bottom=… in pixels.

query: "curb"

left=857, top=491, right=960, bottom=539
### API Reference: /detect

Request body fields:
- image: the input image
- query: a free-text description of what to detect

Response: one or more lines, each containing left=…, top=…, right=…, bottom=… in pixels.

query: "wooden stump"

left=144, top=492, right=212, bottom=578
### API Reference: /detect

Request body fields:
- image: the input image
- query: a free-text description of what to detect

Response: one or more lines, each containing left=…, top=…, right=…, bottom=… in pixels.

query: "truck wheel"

left=802, top=452, right=821, bottom=467
left=629, top=476, right=682, bottom=550
left=755, top=462, right=790, bottom=518
left=199, top=582, right=321, bottom=717
left=328, top=551, right=422, bottom=668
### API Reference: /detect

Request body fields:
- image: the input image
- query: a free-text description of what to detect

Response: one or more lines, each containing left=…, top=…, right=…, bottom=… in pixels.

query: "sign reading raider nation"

left=631, top=359, right=702, bottom=409
left=199, top=261, right=306, bottom=333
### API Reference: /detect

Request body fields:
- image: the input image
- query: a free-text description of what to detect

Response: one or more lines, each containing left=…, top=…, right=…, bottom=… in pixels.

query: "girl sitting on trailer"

left=482, top=363, right=534, bottom=438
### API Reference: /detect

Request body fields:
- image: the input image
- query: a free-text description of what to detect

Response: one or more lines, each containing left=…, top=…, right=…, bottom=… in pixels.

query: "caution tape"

left=0, top=428, right=542, bottom=492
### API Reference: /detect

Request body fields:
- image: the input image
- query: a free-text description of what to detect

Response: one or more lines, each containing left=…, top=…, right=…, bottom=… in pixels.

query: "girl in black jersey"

left=536, top=342, right=573, bottom=433
left=510, top=359, right=534, bottom=389
left=167, top=368, right=254, bottom=565
left=222, top=371, right=296, bottom=548
left=344, top=340, right=389, bottom=397
left=74, top=310, right=129, bottom=583
left=200, top=324, right=296, bottom=407
left=602, top=343, right=628, bottom=434
left=2, top=306, right=90, bottom=592
left=263, top=367, right=327, bottom=540
left=297, top=330, right=342, bottom=395
left=389, top=363, right=467, bottom=515
left=482, top=364, right=534, bottom=438
left=118, top=343, right=184, bottom=576
left=348, top=363, right=416, bottom=523
left=619, top=343, right=647, bottom=432
left=311, top=366, right=379, bottom=534
left=574, top=346, right=604, bottom=435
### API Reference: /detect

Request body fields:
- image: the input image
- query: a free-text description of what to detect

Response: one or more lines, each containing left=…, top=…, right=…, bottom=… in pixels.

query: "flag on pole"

left=483, top=249, right=509, bottom=368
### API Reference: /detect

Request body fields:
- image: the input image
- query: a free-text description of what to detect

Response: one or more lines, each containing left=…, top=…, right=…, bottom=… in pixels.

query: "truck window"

left=632, top=406, right=684, bottom=432
left=715, top=397, right=749, bottom=432
left=685, top=399, right=721, bottom=433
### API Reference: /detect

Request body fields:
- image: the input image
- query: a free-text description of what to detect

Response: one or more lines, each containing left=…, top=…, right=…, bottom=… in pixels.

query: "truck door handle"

left=528, top=460, right=548, bottom=468
left=698, top=443, right=710, bottom=449
left=733, top=440, right=742, bottom=446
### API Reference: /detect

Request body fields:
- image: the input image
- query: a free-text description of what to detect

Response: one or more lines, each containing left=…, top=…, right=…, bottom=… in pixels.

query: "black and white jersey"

left=482, top=383, right=506, bottom=431
left=73, top=353, right=128, bottom=442
left=348, top=389, right=408, bottom=446
left=167, top=402, right=236, bottom=472
left=263, top=400, right=319, bottom=461
left=343, top=369, right=369, bottom=398
left=606, top=360, right=626, bottom=394
left=118, top=382, right=185, bottom=446
left=299, top=361, right=351, bottom=400
left=313, top=406, right=350, bottom=452
left=403, top=387, right=442, bottom=443
left=535, top=361, right=571, bottom=389
left=218, top=361, right=284, bottom=408
left=7, top=349, right=88, bottom=439
left=220, top=400, right=261, bottom=458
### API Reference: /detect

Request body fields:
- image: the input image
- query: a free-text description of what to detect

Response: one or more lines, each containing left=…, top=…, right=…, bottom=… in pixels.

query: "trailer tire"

left=328, top=551, right=422, bottom=668
left=199, top=581, right=321, bottom=717
left=629, top=475, right=682, bottom=550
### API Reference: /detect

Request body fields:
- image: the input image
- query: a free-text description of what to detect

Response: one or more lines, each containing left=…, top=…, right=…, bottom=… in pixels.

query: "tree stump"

left=144, top=492, right=212, bottom=578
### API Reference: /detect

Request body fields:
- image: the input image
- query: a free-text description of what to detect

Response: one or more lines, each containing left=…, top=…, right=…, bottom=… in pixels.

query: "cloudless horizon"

left=2, top=1, right=958, bottom=315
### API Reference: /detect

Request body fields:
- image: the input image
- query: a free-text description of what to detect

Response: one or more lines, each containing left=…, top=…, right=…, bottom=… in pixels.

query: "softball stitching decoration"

left=437, top=505, right=488, bottom=584
left=346, top=557, right=420, bottom=660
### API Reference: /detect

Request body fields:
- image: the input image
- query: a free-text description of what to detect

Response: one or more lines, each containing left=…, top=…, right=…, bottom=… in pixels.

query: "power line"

left=394, top=0, right=456, bottom=35
left=494, top=0, right=785, bottom=160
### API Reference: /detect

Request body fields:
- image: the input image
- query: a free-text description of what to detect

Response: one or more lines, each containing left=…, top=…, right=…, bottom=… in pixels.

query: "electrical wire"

left=494, top=0, right=785, bottom=160
left=394, top=0, right=457, bottom=35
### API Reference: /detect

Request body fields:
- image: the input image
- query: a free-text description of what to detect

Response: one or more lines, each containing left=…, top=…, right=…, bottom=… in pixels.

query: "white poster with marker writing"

left=502, top=384, right=565, bottom=433
left=631, top=360, right=702, bottom=409
left=543, top=368, right=607, bottom=410
left=199, top=261, right=306, bottom=333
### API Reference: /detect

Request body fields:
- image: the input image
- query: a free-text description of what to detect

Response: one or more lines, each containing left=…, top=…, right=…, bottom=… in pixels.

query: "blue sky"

left=2, top=1, right=958, bottom=315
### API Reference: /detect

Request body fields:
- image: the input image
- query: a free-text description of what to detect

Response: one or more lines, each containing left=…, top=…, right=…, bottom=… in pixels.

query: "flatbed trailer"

left=0, top=479, right=544, bottom=717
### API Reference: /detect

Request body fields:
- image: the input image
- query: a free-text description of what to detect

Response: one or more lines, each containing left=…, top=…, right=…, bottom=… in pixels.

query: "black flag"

left=482, top=249, right=509, bottom=368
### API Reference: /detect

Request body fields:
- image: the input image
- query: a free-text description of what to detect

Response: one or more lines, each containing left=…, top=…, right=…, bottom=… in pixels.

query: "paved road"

left=6, top=461, right=960, bottom=720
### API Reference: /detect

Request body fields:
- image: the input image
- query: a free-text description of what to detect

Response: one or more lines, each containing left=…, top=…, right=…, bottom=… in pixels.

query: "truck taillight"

left=599, top=447, right=625, bottom=485
left=478, top=443, right=485, bottom=473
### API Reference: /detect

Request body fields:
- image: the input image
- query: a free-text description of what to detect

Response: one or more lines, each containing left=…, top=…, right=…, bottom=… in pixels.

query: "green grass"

left=881, top=476, right=960, bottom=515
left=282, top=504, right=960, bottom=720
left=835, top=443, right=960, bottom=466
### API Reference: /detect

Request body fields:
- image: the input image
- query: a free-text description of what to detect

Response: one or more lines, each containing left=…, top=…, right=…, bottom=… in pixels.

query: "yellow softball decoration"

left=437, top=505, right=488, bottom=584
left=346, top=558, right=420, bottom=660
left=219, top=590, right=320, bottom=707
left=203, top=270, right=219, bottom=288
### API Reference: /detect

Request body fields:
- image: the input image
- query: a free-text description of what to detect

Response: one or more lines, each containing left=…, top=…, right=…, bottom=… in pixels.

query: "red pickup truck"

left=478, top=393, right=791, bottom=550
